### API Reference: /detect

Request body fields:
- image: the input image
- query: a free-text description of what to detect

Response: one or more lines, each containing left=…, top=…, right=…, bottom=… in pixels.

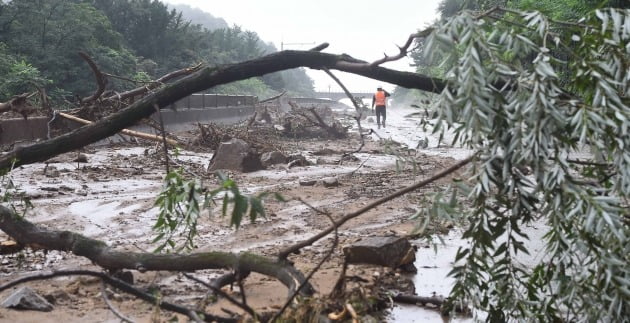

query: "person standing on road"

left=371, top=86, right=390, bottom=129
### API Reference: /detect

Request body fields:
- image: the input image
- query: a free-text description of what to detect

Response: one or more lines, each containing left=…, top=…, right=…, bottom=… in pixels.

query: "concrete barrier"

left=0, top=105, right=255, bottom=146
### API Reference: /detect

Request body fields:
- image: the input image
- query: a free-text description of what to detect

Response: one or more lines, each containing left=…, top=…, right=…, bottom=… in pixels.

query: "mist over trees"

left=0, top=0, right=314, bottom=103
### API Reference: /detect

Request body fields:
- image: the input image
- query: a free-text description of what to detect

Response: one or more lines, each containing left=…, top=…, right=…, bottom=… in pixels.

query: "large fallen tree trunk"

left=0, top=50, right=447, bottom=170
left=0, top=205, right=314, bottom=298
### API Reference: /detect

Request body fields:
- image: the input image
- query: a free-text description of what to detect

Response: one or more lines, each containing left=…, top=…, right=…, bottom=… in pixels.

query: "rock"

left=260, top=151, right=287, bottom=167
left=43, top=290, right=70, bottom=305
left=287, top=154, right=311, bottom=168
left=40, top=186, right=58, bottom=192
left=72, top=153, right=88, bottom=163
left=44, top=166, right=60, bottom=178
left=208, top=139, right=264, bottom=173
left=322, top=177, right=339, bottom=188
left=367, top=117, right=375, bottom=123
left=416, top=137, right=429, bottom=149
left=312, top=148, right=338, bottom=155
left=341, top=154, right=359, bottom=162
left=2, top=287, right=54, bottom=312
left=342, top=237, right=416, bottom=270
left=299, top=179, right=317, bottom=186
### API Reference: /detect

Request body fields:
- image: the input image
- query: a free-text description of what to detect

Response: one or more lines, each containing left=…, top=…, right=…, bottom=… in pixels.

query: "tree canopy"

left=0, top=0, right=314, bottom=103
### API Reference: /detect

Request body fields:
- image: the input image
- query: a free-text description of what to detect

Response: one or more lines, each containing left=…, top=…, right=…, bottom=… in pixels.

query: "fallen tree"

left=1, top=6, right=627, bottom=322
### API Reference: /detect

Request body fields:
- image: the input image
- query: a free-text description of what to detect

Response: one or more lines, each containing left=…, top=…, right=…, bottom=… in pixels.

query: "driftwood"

left=58, top=112, right=178, bottom=146
left=0, top=92, right=36, bottom=119
left=0, top=205, right=314, bottom=299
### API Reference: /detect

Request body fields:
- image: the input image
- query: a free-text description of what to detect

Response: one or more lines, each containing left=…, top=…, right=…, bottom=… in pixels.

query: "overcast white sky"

left=163, top=0, right=441, bottom=92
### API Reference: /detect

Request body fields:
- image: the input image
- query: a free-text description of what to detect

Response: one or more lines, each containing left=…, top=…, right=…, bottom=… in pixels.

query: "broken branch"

left=57, top=112, right=178, bottom=146
left=0, top=269, right=235, bottom=323
left=0, top=205, right=314, bottom=299
left=79, top=52, right=108, bottom=103
left=278, top=154, right=475, bottom=260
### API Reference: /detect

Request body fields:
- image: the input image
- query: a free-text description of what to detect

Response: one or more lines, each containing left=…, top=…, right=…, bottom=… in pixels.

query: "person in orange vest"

left=371, top=86, right=391, bottom=129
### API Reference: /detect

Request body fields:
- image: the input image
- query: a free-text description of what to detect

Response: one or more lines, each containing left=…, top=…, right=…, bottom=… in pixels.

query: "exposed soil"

left=0, top=108, right=464, bottom=322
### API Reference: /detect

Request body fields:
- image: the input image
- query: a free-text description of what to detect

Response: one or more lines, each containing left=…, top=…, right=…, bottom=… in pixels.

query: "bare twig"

left=309, top=43, right=329, bottom=51
left=154, top=103, right=170, bottom=174
left=278, top=154, right=475, bottom=260
left=100, top=280, right=135, bottom=323
left=322, top=68, right=366, bottom=154
left=0, top=270, right=235, bottom=323
left=104, top=63, right=203, bottom=102
left=259, top=90, right=287, bottom=103
left=370, top=28, right=434, bottom=66
left=182, top=272, right=259, bottom=320
left=270, top=198, right=339, bottom=322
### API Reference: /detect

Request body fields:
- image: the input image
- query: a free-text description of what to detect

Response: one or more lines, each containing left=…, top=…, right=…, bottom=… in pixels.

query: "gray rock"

left=208, top=139, right=264, bottom=173
left=2, top=287, right=54, bottom=312
left=416, top=137, right=429, bottom=149
left=367, top=117, right=375, bottom=123
left=342, top=236, right=416, bottom=270
left=260, top=151, right=287, bottom=167
left=322, top=177, right=340, bottom=188
left=299, top=179, right=317, bottom=186
left=287, top=154, right=311, bottom=168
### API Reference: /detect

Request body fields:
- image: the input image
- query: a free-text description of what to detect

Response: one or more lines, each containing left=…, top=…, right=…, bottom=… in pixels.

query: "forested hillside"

left=0, top=0, right=314, bottom=104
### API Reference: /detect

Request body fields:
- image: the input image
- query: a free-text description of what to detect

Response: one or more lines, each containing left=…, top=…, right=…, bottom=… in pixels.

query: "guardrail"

left=170, top=94, right=258, bottom=109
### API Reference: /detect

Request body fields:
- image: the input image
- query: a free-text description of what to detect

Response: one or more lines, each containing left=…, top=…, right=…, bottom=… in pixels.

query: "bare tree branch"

left=269, top=198, right=339, bottom=322
left=100, top=280, right=135, bottom=323
left=370, top=28, right=434, bottom=66
left=0, top=270, right=234, bottom=323
left=278, top=154, right=475, bottom=260
left=0, top=205, right=314, bottom=299
left=79, top=52, right=108, bottom=103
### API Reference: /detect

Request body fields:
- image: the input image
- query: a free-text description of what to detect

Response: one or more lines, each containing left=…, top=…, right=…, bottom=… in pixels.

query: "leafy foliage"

left=152, top=169, right=269, bottom=253
left=0, top=0, right=314, bottom=102
left=419, top=6, right=629, bottom=321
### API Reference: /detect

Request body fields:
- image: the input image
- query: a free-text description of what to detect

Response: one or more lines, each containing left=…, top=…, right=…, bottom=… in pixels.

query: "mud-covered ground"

left=0, top=107, right=469, bottom=322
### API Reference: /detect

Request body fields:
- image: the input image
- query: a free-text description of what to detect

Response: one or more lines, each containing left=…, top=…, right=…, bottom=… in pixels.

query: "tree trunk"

left=0, top=205, right=314, bottom=298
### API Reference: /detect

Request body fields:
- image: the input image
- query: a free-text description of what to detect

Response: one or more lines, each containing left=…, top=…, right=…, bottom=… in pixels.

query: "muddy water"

left=388, top=231, right=473, bottom=322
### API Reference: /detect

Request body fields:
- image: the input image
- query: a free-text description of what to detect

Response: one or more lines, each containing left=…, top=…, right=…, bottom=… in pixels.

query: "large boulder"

left=342, top=236, right=416, bottom=271
left=208, top=139, right=264, bottom=173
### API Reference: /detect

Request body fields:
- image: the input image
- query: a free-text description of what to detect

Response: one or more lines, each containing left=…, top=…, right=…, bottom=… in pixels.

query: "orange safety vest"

left=374, top=90, right=387, bottom=107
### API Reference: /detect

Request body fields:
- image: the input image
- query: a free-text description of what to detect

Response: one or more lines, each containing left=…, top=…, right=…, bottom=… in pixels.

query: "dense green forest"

left=392, top=0, right=630, bottom=104
left=0, top=0, right=314, bottom=104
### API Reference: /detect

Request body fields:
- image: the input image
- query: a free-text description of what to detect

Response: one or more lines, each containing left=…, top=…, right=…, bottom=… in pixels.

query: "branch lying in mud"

left=0, top=269, right=234, bottom=323
left=0, top=205, right=314, bottom=300
left=0, top=49, right=447, bottom=171
left=278, top=155, right=475, bottom=260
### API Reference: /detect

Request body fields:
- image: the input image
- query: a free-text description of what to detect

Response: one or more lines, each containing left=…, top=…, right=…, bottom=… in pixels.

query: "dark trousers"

left=375, top=106, right=386, bottom=126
